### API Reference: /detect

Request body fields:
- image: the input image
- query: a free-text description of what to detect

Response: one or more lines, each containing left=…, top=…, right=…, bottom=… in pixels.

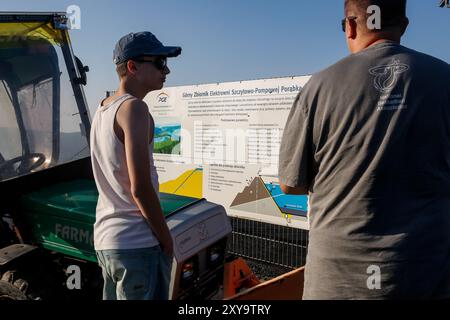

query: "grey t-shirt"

left=279, top=41, right=450, bottom=299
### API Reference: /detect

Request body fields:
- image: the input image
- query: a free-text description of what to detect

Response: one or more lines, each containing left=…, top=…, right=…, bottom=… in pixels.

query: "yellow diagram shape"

left=159, top=169, right=203, bottom=199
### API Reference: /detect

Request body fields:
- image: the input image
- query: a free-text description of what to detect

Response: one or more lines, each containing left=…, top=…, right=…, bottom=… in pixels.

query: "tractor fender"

left=0, top=244, right=38, bottom=267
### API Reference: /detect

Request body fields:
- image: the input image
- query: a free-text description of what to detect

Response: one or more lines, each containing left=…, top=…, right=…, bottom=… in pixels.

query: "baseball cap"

left=113, top=31, right=182, bottom=65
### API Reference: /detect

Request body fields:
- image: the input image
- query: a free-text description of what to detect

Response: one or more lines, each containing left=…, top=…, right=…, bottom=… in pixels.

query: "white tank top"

left=90, top=94, right=160, bottom=250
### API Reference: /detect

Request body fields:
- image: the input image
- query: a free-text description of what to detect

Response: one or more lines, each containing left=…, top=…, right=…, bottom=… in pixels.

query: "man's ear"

left=346, top=18, right=358, bottom=40
left=126, top=60, right=137, bottom=75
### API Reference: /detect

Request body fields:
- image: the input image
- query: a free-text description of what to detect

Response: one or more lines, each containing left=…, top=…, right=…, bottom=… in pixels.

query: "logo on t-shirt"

left=369, top=59, right=409, bottom=93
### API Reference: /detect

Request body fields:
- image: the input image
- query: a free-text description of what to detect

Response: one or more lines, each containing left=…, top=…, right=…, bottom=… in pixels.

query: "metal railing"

left=227, top=217, right=309, bottom=270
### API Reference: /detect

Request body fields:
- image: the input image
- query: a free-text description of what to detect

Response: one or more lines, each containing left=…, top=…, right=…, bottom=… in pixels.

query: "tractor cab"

left=0, top=12, right=90, bottom=182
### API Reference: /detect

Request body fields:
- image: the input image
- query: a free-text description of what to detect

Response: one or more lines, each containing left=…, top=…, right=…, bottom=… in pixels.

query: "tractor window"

left=16, top=78, right=54, bottom=165
left=0, top=80, right=22, bottom=161
left=0, top=26, right=89, bottom=181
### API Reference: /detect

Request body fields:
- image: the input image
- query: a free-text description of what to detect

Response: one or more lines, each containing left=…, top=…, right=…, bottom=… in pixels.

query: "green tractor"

left=0, top=12, right=231, bottom=300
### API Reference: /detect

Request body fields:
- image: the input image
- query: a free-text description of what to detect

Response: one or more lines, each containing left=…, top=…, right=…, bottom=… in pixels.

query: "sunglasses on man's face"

left=133, top=57, right=167, bottom=71
left=341, top=16, right=358, bottom=32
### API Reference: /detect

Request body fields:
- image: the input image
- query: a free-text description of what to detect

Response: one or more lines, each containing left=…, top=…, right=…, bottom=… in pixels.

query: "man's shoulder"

left=116, top=97, right=150, bottom=130
left=303, top=55, right=353, bottom=91
left=388, top=43, right=446, bottom=65
left=118, top=98, right=149, bottom=116
left=121, top=96, right=147, bottom=108
left=308, top=45, right=450, bottom=87
left=408, top=47, right=450, bottom=70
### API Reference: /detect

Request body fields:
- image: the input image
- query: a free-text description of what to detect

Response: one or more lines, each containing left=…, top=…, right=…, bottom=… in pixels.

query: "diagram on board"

left=154, top=117, right=181, bottom=155
left=159, top=168, right=203, bottom=199
left=230, top=176, right=308, bottom=218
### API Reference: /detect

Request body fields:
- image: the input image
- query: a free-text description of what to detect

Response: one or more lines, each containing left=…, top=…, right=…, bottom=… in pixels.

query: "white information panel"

left=145, top=76, right=311, bottom=230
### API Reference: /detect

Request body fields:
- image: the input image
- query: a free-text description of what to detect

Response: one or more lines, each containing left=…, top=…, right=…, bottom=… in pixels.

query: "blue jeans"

left=96, top=246, right=172, bottom=300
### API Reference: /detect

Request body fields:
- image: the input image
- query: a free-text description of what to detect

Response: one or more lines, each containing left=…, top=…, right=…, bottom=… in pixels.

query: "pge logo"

left=67, top=5, right=81, bottom=30
left=158, top=92, right=169, bottom=104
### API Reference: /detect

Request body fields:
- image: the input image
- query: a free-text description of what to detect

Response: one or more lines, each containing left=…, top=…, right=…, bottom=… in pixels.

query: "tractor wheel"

left=0, top=271, right=29, bottom=300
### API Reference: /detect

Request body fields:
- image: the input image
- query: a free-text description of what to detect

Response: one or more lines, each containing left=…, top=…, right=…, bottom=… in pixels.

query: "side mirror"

left=74, top=56, right=89, bottom=86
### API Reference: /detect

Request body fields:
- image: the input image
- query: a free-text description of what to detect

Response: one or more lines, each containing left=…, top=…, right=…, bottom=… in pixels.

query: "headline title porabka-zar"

left=182, top=85, right=301, bottom=99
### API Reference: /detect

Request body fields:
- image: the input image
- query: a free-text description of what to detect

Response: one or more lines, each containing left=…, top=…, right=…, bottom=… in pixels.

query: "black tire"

left=0, top=280, right=28, bottom=300
left=0, top=271, right=29, bottom=300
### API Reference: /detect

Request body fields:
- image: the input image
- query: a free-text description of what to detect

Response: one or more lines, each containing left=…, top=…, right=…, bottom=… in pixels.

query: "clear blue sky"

left=2, top=0, right=449, bottom=114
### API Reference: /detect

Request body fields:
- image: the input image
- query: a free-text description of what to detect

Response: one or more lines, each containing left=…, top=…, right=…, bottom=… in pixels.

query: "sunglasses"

left=133, top=57, right=167, bottom=71
left=341, top=16, right=358, bottom=32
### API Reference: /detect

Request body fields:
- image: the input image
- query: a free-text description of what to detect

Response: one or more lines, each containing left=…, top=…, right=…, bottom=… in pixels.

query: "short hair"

left=345, top=0, right=407, bottom=32
left=116, top=62, right=128, bottom=78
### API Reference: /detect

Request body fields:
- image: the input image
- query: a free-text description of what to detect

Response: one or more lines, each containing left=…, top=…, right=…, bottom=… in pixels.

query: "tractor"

left=0, top=12, right=231, bottom=300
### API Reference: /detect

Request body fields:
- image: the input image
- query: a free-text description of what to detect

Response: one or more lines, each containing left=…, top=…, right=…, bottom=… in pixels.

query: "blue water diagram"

left=265, top=183, right=308, bottom=217
left=230, top=176, right=308, bottom=218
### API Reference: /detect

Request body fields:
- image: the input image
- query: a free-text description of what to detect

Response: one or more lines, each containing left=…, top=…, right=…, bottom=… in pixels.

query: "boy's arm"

left=117, top=99, right=173, bottom=256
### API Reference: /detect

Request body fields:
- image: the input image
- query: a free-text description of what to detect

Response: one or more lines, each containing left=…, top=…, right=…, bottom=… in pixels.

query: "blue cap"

left=113, top=32, right=181, bottom=65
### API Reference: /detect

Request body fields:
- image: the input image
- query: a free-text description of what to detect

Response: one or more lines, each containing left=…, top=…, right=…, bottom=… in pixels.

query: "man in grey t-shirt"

left=279, top=0, right=450, bottom=299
